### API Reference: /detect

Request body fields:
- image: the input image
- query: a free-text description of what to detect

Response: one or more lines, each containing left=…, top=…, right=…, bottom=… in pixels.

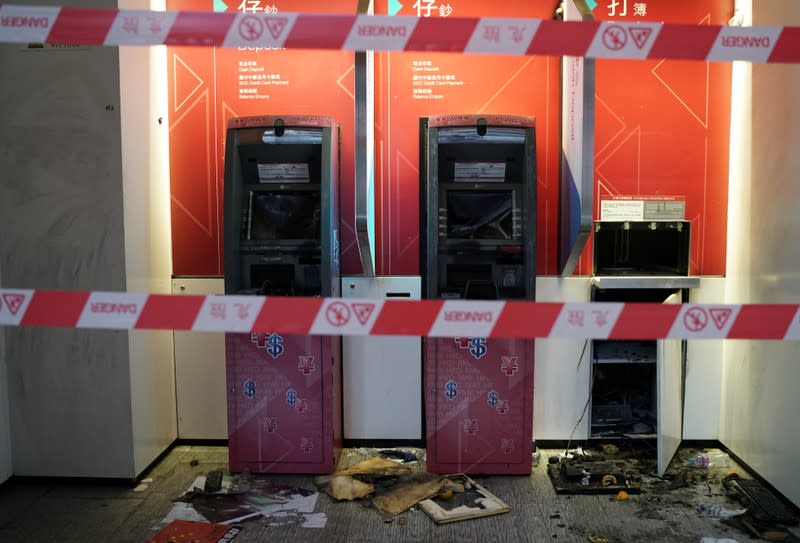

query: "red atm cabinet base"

left=424, top=337, right=534, bottom=475
left=225, top=332, right=341, bottom=474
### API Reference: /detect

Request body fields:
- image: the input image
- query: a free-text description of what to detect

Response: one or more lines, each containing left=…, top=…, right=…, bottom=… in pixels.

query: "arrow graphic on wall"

left=388, top=0, right=403, bottom=16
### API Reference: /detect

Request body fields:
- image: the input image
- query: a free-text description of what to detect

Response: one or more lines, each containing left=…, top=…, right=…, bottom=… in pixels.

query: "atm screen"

left=446, top=190, right=516, bottom=240
left=248, top=191, right=320, bottom=241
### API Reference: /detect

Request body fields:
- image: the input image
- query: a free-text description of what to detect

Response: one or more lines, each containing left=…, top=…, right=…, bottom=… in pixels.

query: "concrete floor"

left=0, top=444, right=792, bottom=543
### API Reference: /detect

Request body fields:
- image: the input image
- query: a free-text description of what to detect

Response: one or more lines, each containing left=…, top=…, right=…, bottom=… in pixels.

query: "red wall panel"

left=576, top=0, right=733, bottom=275
left=166, top=0, right=733, bottom=277
left=373, top=0, right=561, bottom=275
left=167, top=0, right=360, bottom=276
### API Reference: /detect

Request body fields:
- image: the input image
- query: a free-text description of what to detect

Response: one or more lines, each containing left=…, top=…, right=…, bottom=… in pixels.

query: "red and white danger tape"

left=0, top=5, right=798, bottom=63
left=0, top=289, right=798, bottom=340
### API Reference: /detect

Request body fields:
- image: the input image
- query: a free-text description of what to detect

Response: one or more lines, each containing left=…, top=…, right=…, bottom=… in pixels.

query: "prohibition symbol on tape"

left=602, top=25, right=628, bottom=50
left=629, top=27, right=652, bottom=49
left=684, top=307, right=708, bottom=332
left=2, top=294, right=25, bottom=316
left=239, top=15, right=264, bottom=41
left=709, top=308, right=733, bottom=330
left=325, top=301, right=351, bottom=326
left=266, top=17, right=289, bottom=40
left=351, top=303, right=376, bottom=325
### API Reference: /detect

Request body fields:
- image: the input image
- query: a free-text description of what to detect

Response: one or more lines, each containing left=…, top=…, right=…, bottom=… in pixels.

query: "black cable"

left=576, top=274, right=595, bottom=373
left=564, top=338, right=594, bottom=457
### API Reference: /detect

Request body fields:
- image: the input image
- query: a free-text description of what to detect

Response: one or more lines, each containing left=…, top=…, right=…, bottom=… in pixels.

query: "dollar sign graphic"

left=243, top=379, right=256, bottom=399
left=266, top=333, right=284, bottom=358
left=487, top=390, right=499, bottom=407
left=445, top=380, right=457, bottom=400
left=470, top=337, right=488, bottom=359
left=286, top=388, right=298, bottom=406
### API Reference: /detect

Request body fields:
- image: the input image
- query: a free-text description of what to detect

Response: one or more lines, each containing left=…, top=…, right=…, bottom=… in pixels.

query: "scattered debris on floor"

left=165, top=471, right=323, bottom=528
left=315, top=449, right=512, bottom=524
left=260, top=510, right=328, bottom=529
left=696, top=503, right=746, bottom=520
left=548, top=445, right=645, bottom=494
left=133, top=477, right=155, bottom=493
left=418, top=475, right=510, bottom=524
left=149, top=519, right=242, bottom=543
left=152, top=445, right=800, bottom=540
left=315, top=456, right=415, bottom=501
left=315, top=454, right=447, bottom=515
left=547, top=444, right=800, bottom=543
left=378, top=449, right=419, bottom=463
left=372, top=474, right=447, bottom=516
left=301, top=512, right=328, bottom=528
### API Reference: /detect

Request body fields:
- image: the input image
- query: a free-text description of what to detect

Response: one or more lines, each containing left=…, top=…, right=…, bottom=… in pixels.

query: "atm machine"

left=223, top=115, right=341, bottom=473
left=420, top=114, right=537, bottom=475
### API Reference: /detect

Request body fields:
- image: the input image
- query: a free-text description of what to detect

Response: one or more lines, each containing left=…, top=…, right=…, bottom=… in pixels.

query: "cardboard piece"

left=329, top=476, right=375, bottom=501
left=315, top=456, right=413, bottom=500
left=371, top=475, right=447, bottom=516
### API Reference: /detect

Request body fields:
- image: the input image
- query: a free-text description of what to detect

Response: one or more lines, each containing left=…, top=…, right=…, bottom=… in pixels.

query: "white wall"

left=0, top=0, right=176, bottom=478
left=119, top=0, right=177, bottom=474
left=0, top=37, right=139, bottom=477
left=720, top=0, right=800, bottom=506
left=0, top=257, right=11, bottom=483
left=172, top=278, right=227, bottom=440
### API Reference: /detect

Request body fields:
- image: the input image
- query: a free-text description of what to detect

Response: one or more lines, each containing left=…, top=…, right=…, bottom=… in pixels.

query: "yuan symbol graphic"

left=298, top=355, right=316, bottom=375
left=263, top=417, right=278, bottom=432
left=501, top=356, right=519, bottom=376
left=496, top=399, right=510, bottom=415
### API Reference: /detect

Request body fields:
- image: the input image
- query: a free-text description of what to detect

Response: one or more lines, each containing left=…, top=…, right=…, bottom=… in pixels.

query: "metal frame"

left=559, top=0, right=596, bottom=275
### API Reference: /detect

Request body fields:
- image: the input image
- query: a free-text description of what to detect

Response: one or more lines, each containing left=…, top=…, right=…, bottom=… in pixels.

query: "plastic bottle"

left=707, top=452, right=730, bottom=469
left=688, top=452, right=730, bottom=469
left=688, top=454, right=710, bottom=468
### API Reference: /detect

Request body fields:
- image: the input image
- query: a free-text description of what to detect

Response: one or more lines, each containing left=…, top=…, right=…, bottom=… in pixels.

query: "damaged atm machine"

left=222, top=115, right=342, bottom=473
left=420, top=114, right=537, bottom=475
